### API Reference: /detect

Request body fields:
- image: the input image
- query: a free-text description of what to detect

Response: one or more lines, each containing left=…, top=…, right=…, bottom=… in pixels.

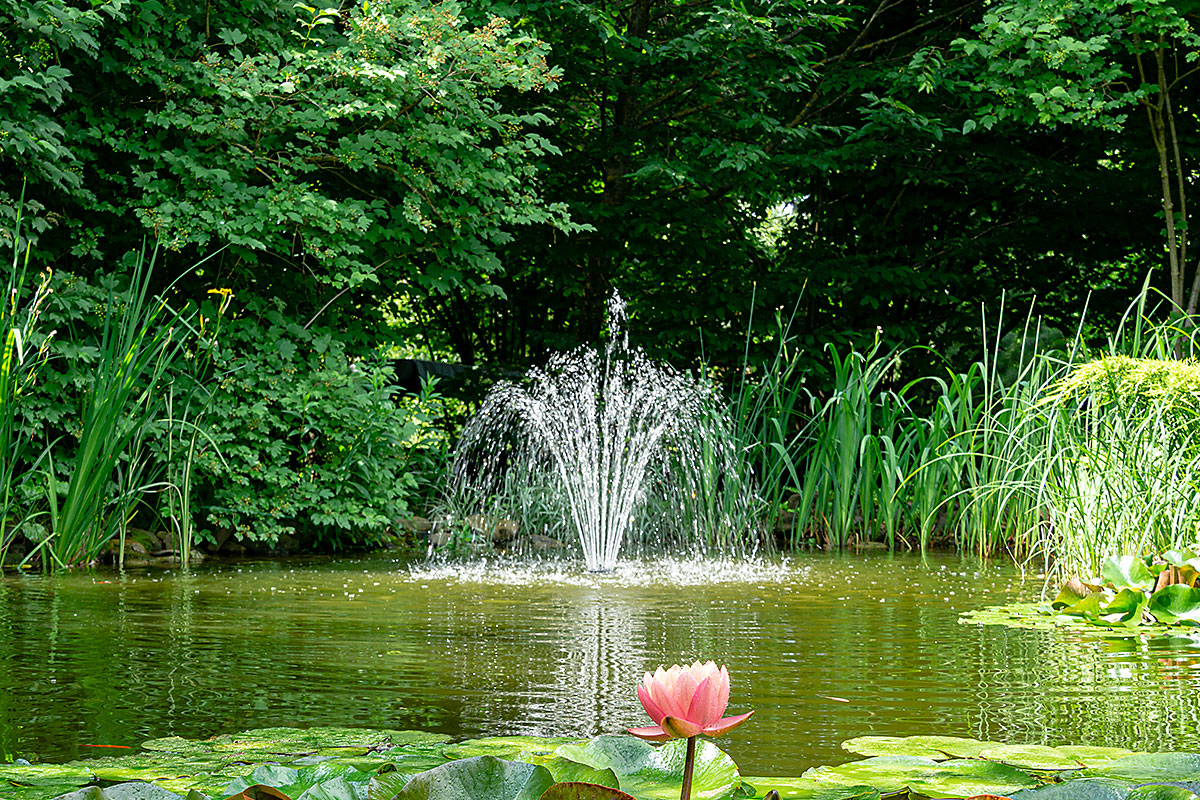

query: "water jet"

left=445, top=294, right=753, bottom=572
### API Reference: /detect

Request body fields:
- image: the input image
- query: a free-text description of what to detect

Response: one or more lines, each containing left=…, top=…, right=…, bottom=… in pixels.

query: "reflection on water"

left=2, top=552, right=1200, bottom=775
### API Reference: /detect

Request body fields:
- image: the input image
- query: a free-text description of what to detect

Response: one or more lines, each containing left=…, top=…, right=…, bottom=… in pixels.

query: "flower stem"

left=680, top=735, right=697, bottom=800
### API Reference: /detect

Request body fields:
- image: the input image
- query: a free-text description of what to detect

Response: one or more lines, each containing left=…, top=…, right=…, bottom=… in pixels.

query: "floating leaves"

left=3, top=728, right=1200, bottom=800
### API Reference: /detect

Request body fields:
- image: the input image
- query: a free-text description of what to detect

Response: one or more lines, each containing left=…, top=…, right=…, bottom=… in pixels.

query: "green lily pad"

left=1053, top=579, right=1098, bottom=609
left=538, top=783, right=635, bottom=800
left=1053, top=748, right=1139, bottom=768
left=367, top=771, right=410, bottom=800
left=535, top=760, right=619, bottom=789
left=1161, top=550, right=1200, bottom=571
left=443, top=740, right=585, bottom=763
left=392, top=757, right=554, bottom=800
left=53, top=785, right=185, bottom=800
left=1125, top=787, right=1199, bottom=800
left=977, top=745, right=1085, bottom=770
left=554, top=736, right=739, bottom=800
left=804, top=756, right=1036, bottom=798
left=1149, top=587, right=1200, bottom=626
left=740, top=778, right=880, bottom=800
left=1085, top=755, right=1200, bottom=783
left=0, top=765, right=96, bottom=788
left=804, top=757, right=938, bottom=795
left=839, top=738, right=949, bottom=761
left=1102, top=556, right=1156, bottom=592
left=904, top=737, right=991, bottom=760
left=296, top=777, right=359, bottom=800
left=1010, top=777, right=1134, bottom=800
left=905, top=760, right=1039, bottom=798
left=0, top=786, right=96, bottom=800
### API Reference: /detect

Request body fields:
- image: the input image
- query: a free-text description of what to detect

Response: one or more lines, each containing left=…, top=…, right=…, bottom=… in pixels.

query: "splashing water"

left=447, top=294, right=755, bottom=572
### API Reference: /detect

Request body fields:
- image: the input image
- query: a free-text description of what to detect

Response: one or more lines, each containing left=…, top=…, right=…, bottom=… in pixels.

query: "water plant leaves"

left=221, top=786, right=294, bottom=800
left=554, top=736, right=740, bottom=800
left=53, top=785, right=186, bottom=800
left=1101, top=557, right=1156, bottom=592
left=740, top=778, right=879, bottom=800
left=1125, top=787, right=1199, bottom=800
left=1009, top=778, right=1134, bottom=800
left=1053, top=749, right=1139, bottom=769
left=803, top=756, right=940, bottom=795
left=904, top=738, right=991, bottom=760
left=1097, top=590, right=1149, bottom=628
left=0, top=766, right=96, bottom=789
left=804, top=756, right=1037, bottom=798
left=839, top=738, right=949, bottom=761
left=1085, top=755, right=1200, bottom=783
left=904, top=760, right=1039, bottom=798
left=443, top=740, right=585, bottom=763
left=1053, top=579, right=1098, bottom=609
left=295, top=777, right=358, bottom=800
left=1148, top=587, right=1200, bottom=626
left=535, top=760, right=619, bottom=789
left=391, top=757, right=554, bottom=800
left=976, top=745, right=1085, bottom=770
left=538, top=783, right=636, bottom=800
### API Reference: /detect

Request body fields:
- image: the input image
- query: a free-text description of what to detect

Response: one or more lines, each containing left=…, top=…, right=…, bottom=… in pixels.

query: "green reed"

left=0, top=206, right=54, bottom=568
left=28, top=249, right=191, bottom=570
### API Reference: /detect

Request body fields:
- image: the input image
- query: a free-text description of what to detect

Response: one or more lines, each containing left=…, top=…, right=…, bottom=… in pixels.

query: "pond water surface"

left=2, top=551, right=1200, bottom=776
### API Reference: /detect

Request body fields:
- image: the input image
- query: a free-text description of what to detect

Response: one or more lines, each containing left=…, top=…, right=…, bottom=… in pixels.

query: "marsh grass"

left=27, top=248, right=197, bottom=570
left=0, top=209, right=53, bottom=568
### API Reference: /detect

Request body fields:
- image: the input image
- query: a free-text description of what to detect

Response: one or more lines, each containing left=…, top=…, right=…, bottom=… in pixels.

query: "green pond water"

left=2, top=551, right=1200, bottom=777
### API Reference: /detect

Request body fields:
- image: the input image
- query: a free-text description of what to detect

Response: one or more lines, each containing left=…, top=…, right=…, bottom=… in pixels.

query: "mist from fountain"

left=447, top=294, right=754, bottom=572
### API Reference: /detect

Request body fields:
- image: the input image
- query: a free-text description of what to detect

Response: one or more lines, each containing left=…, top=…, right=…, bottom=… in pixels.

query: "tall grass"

left=732, top=284, right=1200, bottom=582
left=27, top=249, right=194, bottom=570
left=0, top=210, right=54, bottom=569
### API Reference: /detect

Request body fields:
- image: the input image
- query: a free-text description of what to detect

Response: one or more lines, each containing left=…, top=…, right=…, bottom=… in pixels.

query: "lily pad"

left=804, top=756, right=1037, bottom=798
left=1125, top=787, right=1199, bottom=800
left=740, top=778, right=879, bottom=800
left=804, top=757, right=940, bottom=795
left=535, top=760, right=619, bottom=789
left=976, top=745, right=1084, bottom=771
left=392, top=757, right=554, bottom=800
left=1148, top=587, right=1200, bottom=626
left=0, top=786, right=96, bottom=800
left=1102, top=557, right=1156, bottom=592
left=538, top=783, right=635, bottom=800
left=839, top=738, right=949, bottom=761
left=443, top=740, right=585, bottom=763
left=0, top=765, right=96, bottom=788
left=1010, top=778, right=1134, bottom=800
left=554, top=736, right=739, bottom=800
left=55, top=786, right=186, bottom=800
left=1086, top=756, right=1200, bottom=783
left=904, top=738, right=991, bottom=760
left=906, top=760, right=1039, bottom=798
left=1053, top=749, right=1139, bottom=769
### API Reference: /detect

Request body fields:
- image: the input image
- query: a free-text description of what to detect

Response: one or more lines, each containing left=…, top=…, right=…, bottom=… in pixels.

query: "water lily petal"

left=703, top=710, right=754, bottom=738
left=686, top=675, right=723, bottom=728
left=661, top=715, right=704, bottom=739
left=627, top=725, right=672, bottom=742
left=637, top=682, right=666, bottom=724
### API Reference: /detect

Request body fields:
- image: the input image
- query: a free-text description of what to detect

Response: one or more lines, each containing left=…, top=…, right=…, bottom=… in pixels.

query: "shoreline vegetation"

left=3, top=241, right=1200, bottom=577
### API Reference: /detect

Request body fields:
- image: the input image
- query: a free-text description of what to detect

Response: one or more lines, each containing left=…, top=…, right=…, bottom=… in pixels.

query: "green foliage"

left=12, top=728, right=1200, bottom=800
left=1, top=0, right=579, bottom=320
left=168, top=298, right=446, bottom=549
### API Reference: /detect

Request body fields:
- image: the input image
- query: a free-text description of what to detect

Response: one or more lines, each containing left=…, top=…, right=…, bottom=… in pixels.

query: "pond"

left=2, top=551, right=1200, bottom=776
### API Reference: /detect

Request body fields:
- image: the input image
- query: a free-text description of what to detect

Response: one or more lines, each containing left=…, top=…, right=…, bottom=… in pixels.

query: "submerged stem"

left=681, top=735, right=697, bottom=800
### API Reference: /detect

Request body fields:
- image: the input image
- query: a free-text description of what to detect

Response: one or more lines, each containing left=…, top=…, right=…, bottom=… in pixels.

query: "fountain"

left=446, top=294, right=754, bottom=572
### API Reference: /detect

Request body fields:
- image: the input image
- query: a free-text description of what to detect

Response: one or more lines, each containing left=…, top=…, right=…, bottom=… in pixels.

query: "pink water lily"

left=628, top=661, right=754, bottom=742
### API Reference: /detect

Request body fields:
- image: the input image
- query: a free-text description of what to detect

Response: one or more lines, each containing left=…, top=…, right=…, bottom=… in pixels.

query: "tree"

left=2, top=0, right=580, bottom=326
left=952, top=0, right=1200, bottom=314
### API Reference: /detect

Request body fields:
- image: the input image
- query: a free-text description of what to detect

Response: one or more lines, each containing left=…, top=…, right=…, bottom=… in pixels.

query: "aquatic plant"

left=0, top=204, right=53, bottom=569
left=9, top=727, right=1200, bottom=800
left=628, top=662, right=753, bottom=800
